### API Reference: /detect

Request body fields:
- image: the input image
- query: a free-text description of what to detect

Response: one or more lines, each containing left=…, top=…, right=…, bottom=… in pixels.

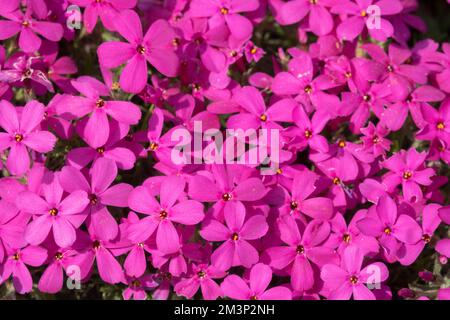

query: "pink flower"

left=265, top=214, right=338, bottom=292
left=331, top=0, right=403, bottom=42
left=382, top=148, right=435, bottom=202
left=221, top=263, right=292, bottom=300
left=0, top=100, right=57, bottom=176
left=0, top=245, right=47, bottom=294
left=281, top=170, right=334, bottom=220
left=59, top=158, right=133, bottom=241
left=188, top=164, right=267, bottom=220
left=122, top=274, right=158, bottom=300
left=227, top=86, right=297, bottom=130
left=321, top=246, right=388, bottom=300
left=416, top=98, right=450, bottom=144
left=127, top=175, right=204, bottom=253
left=38, top=244, right=79, bottom=294
left=16, top=174, right=89, bottom=248
left=357, top=195, right=422, bottom=261
left=0, top=8, right=63, bottom=52
left=200, top=201, right=268, bottom=271
left=70, top=230, right=124, bottom=284
left=189, top=0, right=260, bottom=40
left=279, top=0, right=335, bottom=36
left=174, top=263, right=225, bottom=300
left=98, top=10, right=179, bottom=93
left=57, top=76, right=141, bottom=148
left=69, top=0, right=137, bottom=32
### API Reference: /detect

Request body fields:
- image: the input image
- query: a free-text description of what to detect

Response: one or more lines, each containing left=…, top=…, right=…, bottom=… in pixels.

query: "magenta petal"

left=124, top=246, right=146, bottom=277
left=31, top=21, right=63, bottom=42
left=221, top=275, right=250, bottom=300
left=392, top=215, right=422, bottom=244
left=233, top=178, right=266, bottom=201
left=96, top=247, right=123, bottom=284
left=99, top=183, right=133, bottom=207
left=7, top=143, right=30, bottom=176
left=12, top=262, right=33, bottom=294
left=337, top=16, right=364, bottom=41
left=357, top=217, right=384, bottom=237
left=84, top=110, right=109, bottom=148
left=156, top=220, right=180, bottom=254
left=188, top=175, right=220, bottom=202
left=59, top=190, right=89, bottom=215
left=328, top=282, right=353, bottom=300
left=249, top=263, right=272, bottom=295
left=119, top=54, right=148, bottom=94
left=266, top=246, right=297, bottom=270
left=105, top=101, right=141, bottom=125
left=19, top=28, right=41, bottom=53
left=309, top=5, right=333, bottom=36
left=300, top=197, right=334, bottom=220
left=128, top=186, right=160, bottom=214
left=127, top=216, right=159, bottom=242
left=25, top=215, right=53, bottom=245
left=160, top=175, right=185, bottom=209
left=0, top=100, right=19, bottom=133
left=53, top=217, right=76, bottom=248
left=113, top=9, right=143, bottom=44
left=38, top=263, right=63, bottom=294
left=235, top=240, right=259, bottom=268
left=98, top=41, right=135, bottom=68
left=240, top=215, right=268, bottom=240
left=321, top=264, right=348, bottom=290
left=90, top=157, right=117, bottom=194
left=225, top=14, right=253, bottom=40
left=260, top=287, right=292, bottom=300
left=0, top=20, right=20, bottom=40
left=170, top=200, right=204, bottom=225
left=23, top=131, right=56, bottom=153
left=200, top=220, right=230, bottom=242
left=16, top=191, right=48, bottom=214
left=211, top=241, right=235, bottom=271
left=291, top=255, right=314, bottom=292
left=352, top=284, right=376, bottom=300
left=90, top=207, right=119, bottom=241
left=20, top=245, right=47, bottom=266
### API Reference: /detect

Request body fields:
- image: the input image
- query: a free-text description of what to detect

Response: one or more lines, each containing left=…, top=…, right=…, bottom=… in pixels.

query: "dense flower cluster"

left=0, top=0, right=449, bottom=300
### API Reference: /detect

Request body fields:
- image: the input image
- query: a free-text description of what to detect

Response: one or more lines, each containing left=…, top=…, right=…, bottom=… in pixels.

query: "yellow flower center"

left=343, top=233, right=351, bottom=243
left=296, top=245, right=305, bottom=254
left=403, top=171, right=412, bottom=180
left=222, top=193, right=232, bottom=201
left=422, top=234, right=431, bottom=243
left=304, top=129, right=312, bottom=139
left=290, top=200, right=298, bottom=210
left=149, top=142, right=159, bottom=151
left=437, top=122, right=445, bottom=130
left=49, top=208, right=58, bottom=216
left=350, top=275, right=358, bottom=284
left=137, top=45, right=146, bottom=54
left=14, top=134, right=23, bottom=142
left=159, top=210, right=168, bottom=219
left=260, top=114, right=267, bottom=122
left=231, top=233, right=239, bottom=241
left=95, top=99, right=105, bottom=108
left=304, top=85, right=313, bottom=94
left=220, top=7, right=229, bottom=15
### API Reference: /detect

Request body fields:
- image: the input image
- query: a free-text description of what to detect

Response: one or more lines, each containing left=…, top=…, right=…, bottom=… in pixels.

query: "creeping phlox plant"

left=0, top=0, right=448, bottom=300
